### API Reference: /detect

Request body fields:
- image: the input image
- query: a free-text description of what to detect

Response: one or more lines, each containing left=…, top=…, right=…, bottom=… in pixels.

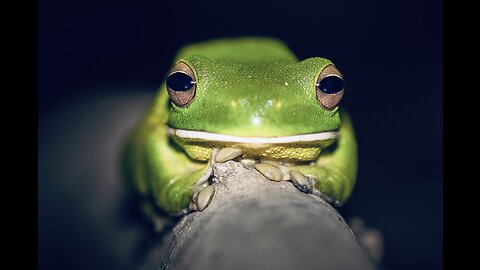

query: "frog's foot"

left=311, top=185, right=337, bottom=205
left=186, top=150, right=218, bottom=213
left=189, top=148, right=243, bottom=213
left=254, top=161, right=338, bottom=203
left=189, top=147, right=245, bottom=212
left=254, top=160, right=290, bottom=182
left=190, top=185, right=216, bottom=212
left=289, top=170, right=315, bottom=194
left=214, top=147, right=244, bottom=163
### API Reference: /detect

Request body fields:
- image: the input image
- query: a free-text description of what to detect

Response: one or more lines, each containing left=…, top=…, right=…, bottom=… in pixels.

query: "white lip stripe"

left=168, top=127, right=338, bottom=144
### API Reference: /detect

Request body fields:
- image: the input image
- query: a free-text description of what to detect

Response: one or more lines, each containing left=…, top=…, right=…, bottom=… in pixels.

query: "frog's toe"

left=214, top=147, right=243, bottom=163
left=310, top=183, right=336, bottom=204
left=255, top=163, right=283, bottom=182
left=239, top=158, right=258, bottom=168
left=193, top=185, right=216, bottom=212
left=256, top=160, right=291, bottom=181
left=289, top=170, right=314, bottom=194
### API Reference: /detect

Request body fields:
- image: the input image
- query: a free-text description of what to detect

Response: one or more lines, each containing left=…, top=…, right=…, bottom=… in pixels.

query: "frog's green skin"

left=123, top=37, right=357, bottom=215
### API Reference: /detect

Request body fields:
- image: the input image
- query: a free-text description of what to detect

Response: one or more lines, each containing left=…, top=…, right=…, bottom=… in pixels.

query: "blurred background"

left=38, top=0, right=442, bottom=269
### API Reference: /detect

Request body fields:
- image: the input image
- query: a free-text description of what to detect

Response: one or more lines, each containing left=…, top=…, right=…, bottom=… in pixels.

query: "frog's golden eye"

left=166, top=61, right=196, bottom=107
left=316, top=65, right=345, bottom=110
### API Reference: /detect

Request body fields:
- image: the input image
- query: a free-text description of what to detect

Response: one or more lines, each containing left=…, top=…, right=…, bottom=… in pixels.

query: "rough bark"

left=140, top=160, right=375, bottom=270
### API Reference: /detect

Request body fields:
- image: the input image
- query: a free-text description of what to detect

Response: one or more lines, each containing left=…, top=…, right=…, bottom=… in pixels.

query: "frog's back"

left=174, top=37, right=298, bottom=64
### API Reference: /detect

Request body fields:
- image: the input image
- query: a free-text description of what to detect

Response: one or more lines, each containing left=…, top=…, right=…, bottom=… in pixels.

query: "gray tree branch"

left=140, top=160, right=375, bottom=270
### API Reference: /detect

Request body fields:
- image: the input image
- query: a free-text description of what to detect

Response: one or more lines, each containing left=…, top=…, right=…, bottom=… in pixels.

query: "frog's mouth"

left=167, top=127, right=339, bottom=144
left=167, top=127, right=339, bottom=161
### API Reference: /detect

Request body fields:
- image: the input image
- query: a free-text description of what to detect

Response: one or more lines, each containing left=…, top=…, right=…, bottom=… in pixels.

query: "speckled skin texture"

left=167, top=56, right=340, bottom=136
left=123, top=37, right=358, bottom=214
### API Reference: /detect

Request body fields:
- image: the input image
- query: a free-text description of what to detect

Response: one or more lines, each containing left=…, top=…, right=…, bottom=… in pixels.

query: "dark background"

left=38, top=0, right=442, bottom=269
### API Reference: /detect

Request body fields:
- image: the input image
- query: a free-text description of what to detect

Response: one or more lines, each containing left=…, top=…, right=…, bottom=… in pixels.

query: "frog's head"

left=164, top=55, right=346, bottom=161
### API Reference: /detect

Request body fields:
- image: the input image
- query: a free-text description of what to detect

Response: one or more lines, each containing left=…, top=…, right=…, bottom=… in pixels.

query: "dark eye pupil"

left=318, top=76, right=344, bottom=94
left=167, top=72, right=195, bottom=91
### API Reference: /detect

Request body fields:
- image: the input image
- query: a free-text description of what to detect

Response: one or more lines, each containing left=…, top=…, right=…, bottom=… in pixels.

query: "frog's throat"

left=167, top=127, right=339, bottom=144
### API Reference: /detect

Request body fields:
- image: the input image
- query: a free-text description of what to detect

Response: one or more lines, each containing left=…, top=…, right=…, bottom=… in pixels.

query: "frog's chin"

left=167, top=127, right=339, bottom=144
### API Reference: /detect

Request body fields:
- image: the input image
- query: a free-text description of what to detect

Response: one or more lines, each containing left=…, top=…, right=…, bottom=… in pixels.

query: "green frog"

left=123, top=37, right=358, bottom=220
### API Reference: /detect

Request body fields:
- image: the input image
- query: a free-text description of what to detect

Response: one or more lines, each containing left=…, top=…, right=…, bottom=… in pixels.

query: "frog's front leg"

left=158, top=146, right=248, bottom=214
left=288, top=164, right=352, bottom=205
left=290, top=111, right=358, bottom=205
left=128, top=125, right=220, bottom=217
left=156, top=153, right=217, bottom=215
left=254, top=111, right=357, bottom=205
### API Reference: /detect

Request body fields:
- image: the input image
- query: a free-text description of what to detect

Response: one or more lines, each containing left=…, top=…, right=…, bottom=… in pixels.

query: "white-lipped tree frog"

left=123, top=37, right=358, bottom=220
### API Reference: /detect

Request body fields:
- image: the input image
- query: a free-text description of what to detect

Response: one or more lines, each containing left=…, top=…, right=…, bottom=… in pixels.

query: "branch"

left=139, top=160, right=375, bottom=270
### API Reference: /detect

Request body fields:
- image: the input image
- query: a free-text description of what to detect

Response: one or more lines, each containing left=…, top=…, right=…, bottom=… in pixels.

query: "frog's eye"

left=166, top=61, right=196, bottom=107
left=316, top=65, right=345, bottom=110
